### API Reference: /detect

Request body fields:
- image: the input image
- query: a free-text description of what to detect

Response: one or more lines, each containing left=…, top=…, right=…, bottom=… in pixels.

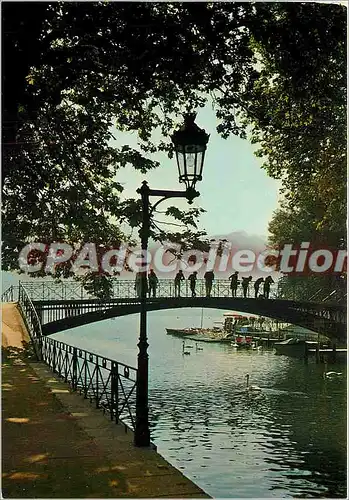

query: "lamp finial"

left=184, top=112, right=197, bottom=125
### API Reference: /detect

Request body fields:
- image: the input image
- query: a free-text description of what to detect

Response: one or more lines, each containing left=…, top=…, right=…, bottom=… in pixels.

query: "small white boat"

left=274, top=338, right=309, bottom=357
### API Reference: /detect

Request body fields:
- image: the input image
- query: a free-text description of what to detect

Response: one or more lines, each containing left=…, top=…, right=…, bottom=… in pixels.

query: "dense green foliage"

left=261, top=3, right=346, bottom=252
left=3, top=2, right=346, bottom=294
left=263, top=5, right=347, bottom=298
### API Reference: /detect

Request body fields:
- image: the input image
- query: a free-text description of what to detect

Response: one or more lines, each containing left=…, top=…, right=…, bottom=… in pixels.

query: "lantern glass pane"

left=197, top=150, right=204, bottom=177
left=176, top=151, right=186, bottom=178
left=185, top=151, right=196, bottom=176
left=186, top=145, right=204, bottom=178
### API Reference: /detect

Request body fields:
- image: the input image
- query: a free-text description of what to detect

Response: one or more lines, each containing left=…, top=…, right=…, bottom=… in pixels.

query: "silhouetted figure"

left=148, top=269, right=159, bottom=297
left=263, top=276, right=274, bottom=299
left=188, top=271, right=198, bottom=297
left=229, top=271, right=239, bottom=297
left=204, top=270, right=214, bottom=297
left=174, top=270, right=185, bottom=297
left=254, top=277, right=264, bottom=298
left=241, top=276, right=253, bottom=298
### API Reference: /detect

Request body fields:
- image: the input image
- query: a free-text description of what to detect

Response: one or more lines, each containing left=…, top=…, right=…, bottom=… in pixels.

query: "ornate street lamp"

left=134, top=114, right=209, bottom=447
left=171, top=112, right=210, bottom=200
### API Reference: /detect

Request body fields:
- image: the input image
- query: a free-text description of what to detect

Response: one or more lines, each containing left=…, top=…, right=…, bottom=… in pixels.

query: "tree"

left=241, top=3, right=347, bottom=302
left=242, top=2, right=346, bottom=244
left=2, top=2, right=256, bottom=276
left=267, top=197, right=346, bottom=303
left=3, top=2, right=346, bottom=295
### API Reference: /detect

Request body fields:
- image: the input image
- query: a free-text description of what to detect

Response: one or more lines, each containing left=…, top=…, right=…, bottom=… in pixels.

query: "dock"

left=307, top=347, right=347, bottom=363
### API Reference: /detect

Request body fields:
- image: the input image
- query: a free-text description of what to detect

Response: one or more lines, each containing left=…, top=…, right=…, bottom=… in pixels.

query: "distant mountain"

left=128, top=231, right=279, bottom=279
left=1, top=231, right=279, bottom=285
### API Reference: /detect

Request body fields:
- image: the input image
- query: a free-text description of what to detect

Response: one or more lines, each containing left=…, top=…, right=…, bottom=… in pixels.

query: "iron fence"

left=39, top=336, right=137, bottom=430
left=13, top=281, right=88, bottom=301
left=18, top=278, right=279, bottom=301
left=2, top=284, right=137, bottom=428
left=1, top=285, right=19, bottom=302
left=16, top=283, right=42, bottom=360
left=2, top=280, right=344, bottom=308
left=35, top=299, right=119, bottom=325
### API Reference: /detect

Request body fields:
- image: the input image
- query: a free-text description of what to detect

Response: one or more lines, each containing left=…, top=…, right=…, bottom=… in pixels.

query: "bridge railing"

left=40, top=337, right=137, bottom=430
left=3, top=279, right=345, bottom=305
left=277, top=281, right=347, bottom=304
left=1, top=285, right=19, bottom=302
left=16, top=281, right=89, bottom=301
left=17, top=283, right=43, bottom=360
left=320, top=289, right=347, bottom=303
left=19, top=279, right=279, bottom=301
left=38, top=299, right=122, bottom=325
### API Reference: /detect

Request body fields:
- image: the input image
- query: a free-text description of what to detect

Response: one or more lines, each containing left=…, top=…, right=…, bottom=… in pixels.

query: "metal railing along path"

left=1, top=284, right=138, bottom=429
left=1, top=285, right=19, bottom=302
left=40, top=337, right=137, bottom=430
left=9, top=283, right=42, bottom=360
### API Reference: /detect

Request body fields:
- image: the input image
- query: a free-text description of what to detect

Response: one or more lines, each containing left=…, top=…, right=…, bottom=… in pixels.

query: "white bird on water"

left=323, top=362, right=342, bottom=379
left=245, top=374, right=262, bottom=392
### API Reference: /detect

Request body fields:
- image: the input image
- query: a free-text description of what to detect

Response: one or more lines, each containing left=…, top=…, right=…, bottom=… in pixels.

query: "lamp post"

left=134, top=113, right=209, bottom=447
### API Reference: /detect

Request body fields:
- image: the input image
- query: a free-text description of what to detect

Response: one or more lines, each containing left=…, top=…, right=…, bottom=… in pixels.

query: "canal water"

left=51, top=308, right=346, bottom=498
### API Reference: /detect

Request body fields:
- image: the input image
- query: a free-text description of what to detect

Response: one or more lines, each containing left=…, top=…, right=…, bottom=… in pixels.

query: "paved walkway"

left=2, top=304, right=209, bottom=498
left=2, top=303, right=30, bottom=348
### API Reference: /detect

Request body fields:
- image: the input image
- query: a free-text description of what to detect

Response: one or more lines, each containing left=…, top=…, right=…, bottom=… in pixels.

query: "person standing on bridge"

left=263, top=276, right=274, bottom=299
left=204, top=270, right=214, bottom=297
left=174, top=270, right=185, bottom=297
left=241, top=276, right=252, bottom=298
left=229, top=271, right=239, bottom=297
left=254, top=277, right=264, bottom=298
left=188, top=271, right=198, bottom=297
left=148, top=269, right=159, bottom=298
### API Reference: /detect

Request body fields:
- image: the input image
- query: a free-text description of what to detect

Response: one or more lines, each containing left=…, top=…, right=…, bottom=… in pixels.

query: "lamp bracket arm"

left=148, top=189, right=199, bottom=215
left=150, top=196, right=173, bottom=215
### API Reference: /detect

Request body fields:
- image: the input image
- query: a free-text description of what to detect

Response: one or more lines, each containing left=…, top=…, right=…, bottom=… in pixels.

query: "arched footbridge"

left=2, top=280, right=347, bottom=343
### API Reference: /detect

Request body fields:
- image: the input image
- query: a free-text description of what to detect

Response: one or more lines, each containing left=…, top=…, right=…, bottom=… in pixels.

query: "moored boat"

left=231, top=335, right=254, bottom=348
left=274, top=338, right=314, bottom=357
left=166, top=328, right=202, bottom=336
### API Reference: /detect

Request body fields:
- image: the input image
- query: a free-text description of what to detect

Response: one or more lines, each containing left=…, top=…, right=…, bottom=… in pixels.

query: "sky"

left=112, top=103, right=281, bottom=245
left=2, top=104, right=282, bottom=289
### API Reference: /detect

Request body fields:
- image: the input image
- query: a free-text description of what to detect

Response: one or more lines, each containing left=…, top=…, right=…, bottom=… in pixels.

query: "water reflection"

left=53, top=309, right=347, bottom=498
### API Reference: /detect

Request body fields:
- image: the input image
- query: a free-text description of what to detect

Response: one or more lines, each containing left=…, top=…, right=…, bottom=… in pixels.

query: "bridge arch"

left=37, top=297, right=346, bottom=342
